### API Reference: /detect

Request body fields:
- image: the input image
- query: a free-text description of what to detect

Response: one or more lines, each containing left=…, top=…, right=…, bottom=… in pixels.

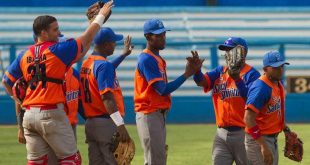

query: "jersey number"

left=81, top=77, right=92, bottom=103
left=27, top=63, right=47, bottom=89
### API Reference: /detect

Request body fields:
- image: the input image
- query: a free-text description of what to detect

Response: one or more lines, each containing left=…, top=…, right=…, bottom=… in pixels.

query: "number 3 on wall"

left=294, top=78, right=310, bottom=93
left=287, top=76, right=310, bottom=93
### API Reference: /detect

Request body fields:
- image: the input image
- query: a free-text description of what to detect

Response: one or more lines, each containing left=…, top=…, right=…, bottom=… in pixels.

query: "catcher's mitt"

left=111, top=133, right=135, bottom=165
left=12, top=78, right=28, bottom=104
left=86, top=1, right=111, bottom=23
left=283, top=127, right=303, bottom=162
left=225, top=45, right=246, bottom=73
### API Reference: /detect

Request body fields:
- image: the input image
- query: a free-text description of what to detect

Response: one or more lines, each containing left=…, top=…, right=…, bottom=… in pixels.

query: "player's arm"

left=144, top=51, right=202, bottom=96
left=244, top=109, right=273, bottom=165
left=153, top=65, right=201, bottom=96
left=193, top=71, right=209, bottom=87
left=236, top=69, right=261, bottom=98
left=153, top=60, right=202, bottom=95
left=101, top=92, right=130, bottom=142
left=244, top=83, right=273, bottom=165
left=110, top=35, right=134, bottom=68
left=15, top=101, right=26, bottom=144
left=2, top=80, right=13, bottom=96
left=96, top=63, right=130, bottom=142
left=2, top=52, right=24, bottom=98
left=76, top=1, right=114, bottom=61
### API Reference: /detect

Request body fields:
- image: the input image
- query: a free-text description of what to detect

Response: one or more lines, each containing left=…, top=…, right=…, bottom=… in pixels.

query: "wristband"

left=91, top=14, right=106, bottom=26
left=110, top=111, right=124, bottom=126
left=248, top=125, right=261, bottom=140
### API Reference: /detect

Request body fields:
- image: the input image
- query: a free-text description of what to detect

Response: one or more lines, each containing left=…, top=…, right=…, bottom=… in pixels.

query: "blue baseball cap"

left=218, top=37, right=248, bottom=51
left=263, top=51, right=290, bottom=67
left=94, top=27, right=123, bottom=45
left=144, top=19, right=170, bottom=35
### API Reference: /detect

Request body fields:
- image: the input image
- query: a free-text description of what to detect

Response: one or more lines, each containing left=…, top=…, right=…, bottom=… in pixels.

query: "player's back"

left=80, top=55, right=125, bottom=117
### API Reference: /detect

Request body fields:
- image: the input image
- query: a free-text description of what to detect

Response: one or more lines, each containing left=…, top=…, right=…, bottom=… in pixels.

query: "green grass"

left=0, top=124, right=308, bottom=165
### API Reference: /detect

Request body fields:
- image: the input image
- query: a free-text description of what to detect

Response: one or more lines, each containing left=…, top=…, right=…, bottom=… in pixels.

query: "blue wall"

left=0, top=94, right=309, bottom=124
left=0, top=0, right=206, bottom=7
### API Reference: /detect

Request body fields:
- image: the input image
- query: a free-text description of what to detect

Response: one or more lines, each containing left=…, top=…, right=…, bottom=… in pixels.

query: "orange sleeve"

left=4, top=71, right=17, bottom=83
left=246, top=104, right=260, bottom=114
left=99, top=88, right=114, bottom=95
left=148, top=77, right=164, bottom=86
left=71, top=39, right=83, bottom=64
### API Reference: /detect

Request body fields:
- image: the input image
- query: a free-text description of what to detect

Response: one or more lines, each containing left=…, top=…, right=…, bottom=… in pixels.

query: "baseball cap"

left=218, top=37, right=248, bottom=51
left=94, top=27, right=123, bottom=45
left=143, top=19, right=170, bottom=35
left=263, top=51, right=290, bottom=67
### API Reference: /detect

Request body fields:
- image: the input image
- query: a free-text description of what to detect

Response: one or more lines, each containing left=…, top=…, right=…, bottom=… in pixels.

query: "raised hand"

left=184, top=50, right=204, bottom=78
left=122, top=35, right=134, bottom=56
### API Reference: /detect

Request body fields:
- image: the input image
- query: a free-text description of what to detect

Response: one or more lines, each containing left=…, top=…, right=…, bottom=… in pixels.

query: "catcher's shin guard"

left=27, top=155, right=48, bottom=165
left=58, top=151, right=81, bottom=165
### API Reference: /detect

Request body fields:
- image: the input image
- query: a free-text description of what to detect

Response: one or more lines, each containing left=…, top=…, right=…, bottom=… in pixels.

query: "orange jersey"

left=64, top=67, right=80, bottom=125
left=3, top=39, right=82, bottom=107
left=80, top=54, right=125, bottom=117
left=204, top=64, right=260, bottom=127
left=245, top=75, right=285, bottom=135
left=134, top=49, right=171, bottom=114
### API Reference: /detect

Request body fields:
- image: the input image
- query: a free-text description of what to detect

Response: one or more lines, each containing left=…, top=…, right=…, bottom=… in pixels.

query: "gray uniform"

left=245, top=134, right=279, bottom=165
left=85, top=116, right=118, bottom=165
left=212, top=127, right=248, bottom=165
left=136, top=110, right=168, bottom=165
left=23, top=104, right=77, bottom=161
left=48, top=124, right=77, bottom=165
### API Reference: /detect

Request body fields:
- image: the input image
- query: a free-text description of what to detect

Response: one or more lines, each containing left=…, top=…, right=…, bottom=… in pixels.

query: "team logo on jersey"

left=66, top=90, right=79, bottom=102
left=267, top=96, right=281, bottom=114
left=213, top=82, right=240, bottom=100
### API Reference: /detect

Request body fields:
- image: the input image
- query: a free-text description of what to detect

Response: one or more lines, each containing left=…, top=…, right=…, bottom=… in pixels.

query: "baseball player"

left=134, top=18, right=203, bottom=165
left=244, top=51, right=289, bottom=165
left=193, top=37, right=260, bottom=165
left=80, top=27, right=133, bottom=165
left=48, top=66, right=86, bottom=165
left=63, top=66, right=86, bottom=139
left=1, top=2, right=113, bottom=164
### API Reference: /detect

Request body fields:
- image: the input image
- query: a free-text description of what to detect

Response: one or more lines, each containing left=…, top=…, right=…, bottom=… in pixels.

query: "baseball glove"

left=86, top=1, right=111, bottom=23
left=283, top=127, right=303, bottom=162
left=111, top=133, right=135, bottom=165
left=225, top=45, right=246, bottom=73
left=12, top=78, right=28, bottom=104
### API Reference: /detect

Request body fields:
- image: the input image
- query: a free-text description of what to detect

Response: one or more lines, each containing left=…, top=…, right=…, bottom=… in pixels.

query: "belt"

left=219, top=126, right=243, bottom=132
left=25, top=105, right=58, bottom=110
left=265, top=133, right=279, bottom=138
left=87, top=114, right=110, bottom=119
